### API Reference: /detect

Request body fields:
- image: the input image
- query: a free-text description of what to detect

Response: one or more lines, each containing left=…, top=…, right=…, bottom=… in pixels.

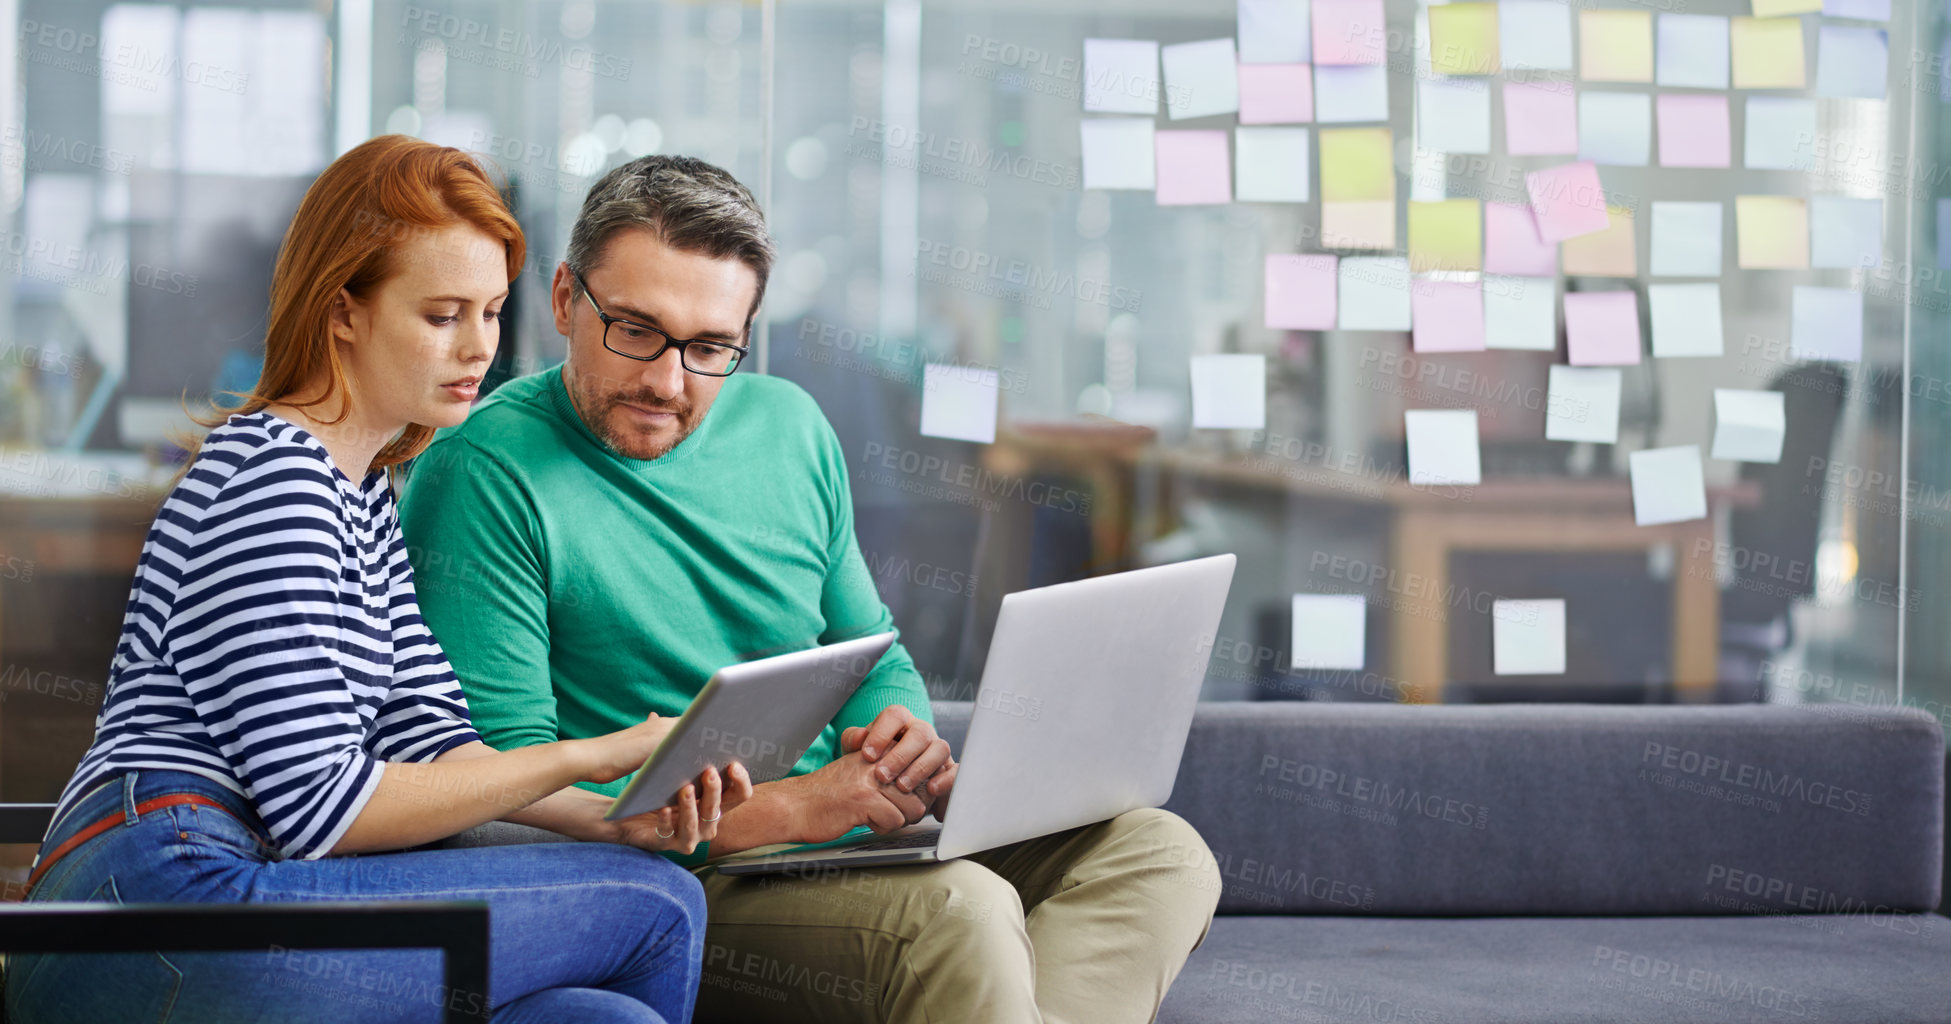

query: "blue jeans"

left=5, top=769, right=706, bottom=1024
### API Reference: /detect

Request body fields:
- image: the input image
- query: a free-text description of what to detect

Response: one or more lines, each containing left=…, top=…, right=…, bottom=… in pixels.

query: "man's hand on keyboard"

left=839, top=705, right=957, bottom=820
left=776, top=750, right=937, bottom=842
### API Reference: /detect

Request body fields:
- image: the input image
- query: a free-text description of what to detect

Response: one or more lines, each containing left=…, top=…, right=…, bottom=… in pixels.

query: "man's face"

left=552, top=228, right=758, bottom=460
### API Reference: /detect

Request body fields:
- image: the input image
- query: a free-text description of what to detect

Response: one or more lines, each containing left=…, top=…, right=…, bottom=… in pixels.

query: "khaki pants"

left=692, top=808, right=1221, bottom=1024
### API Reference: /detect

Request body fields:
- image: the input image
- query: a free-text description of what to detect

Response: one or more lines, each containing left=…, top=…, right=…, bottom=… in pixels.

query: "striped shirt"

left=43, top=411, right=481, bottom=861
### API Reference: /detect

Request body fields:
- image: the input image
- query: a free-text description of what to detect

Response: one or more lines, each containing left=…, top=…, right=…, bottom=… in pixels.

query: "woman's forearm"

left=329, top=739, right=598, bottom=854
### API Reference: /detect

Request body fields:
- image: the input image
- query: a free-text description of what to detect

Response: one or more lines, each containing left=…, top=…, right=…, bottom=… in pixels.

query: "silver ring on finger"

left=701, top=812, right=722, bottom=823
left=656, top=826, right=676, bottom=839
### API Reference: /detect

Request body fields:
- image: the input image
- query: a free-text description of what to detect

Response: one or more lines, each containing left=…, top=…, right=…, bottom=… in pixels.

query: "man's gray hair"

left=564, top=155, right=776, bottom=329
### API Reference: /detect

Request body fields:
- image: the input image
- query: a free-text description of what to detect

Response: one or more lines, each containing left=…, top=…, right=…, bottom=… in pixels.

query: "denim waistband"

left=41, top=769, right=269, bottom=860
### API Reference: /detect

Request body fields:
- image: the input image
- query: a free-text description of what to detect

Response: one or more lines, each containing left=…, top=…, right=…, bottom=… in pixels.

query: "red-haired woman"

left=4, top=135, right=747, bottom=1024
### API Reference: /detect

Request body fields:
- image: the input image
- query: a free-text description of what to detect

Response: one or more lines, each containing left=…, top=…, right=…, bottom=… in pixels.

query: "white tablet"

left=603, top=631, right=897, bottom=821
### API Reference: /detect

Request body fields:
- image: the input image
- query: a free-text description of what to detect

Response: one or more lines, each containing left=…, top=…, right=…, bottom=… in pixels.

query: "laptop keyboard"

left=840, top=830, right=943, bottom=853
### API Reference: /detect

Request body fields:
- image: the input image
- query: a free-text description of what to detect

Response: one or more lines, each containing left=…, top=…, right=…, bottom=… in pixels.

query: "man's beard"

left=570, top=373, right=697, bottom=461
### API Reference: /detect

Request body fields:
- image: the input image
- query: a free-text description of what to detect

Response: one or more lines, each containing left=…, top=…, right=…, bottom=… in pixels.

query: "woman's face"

left=334, top=220, right=509, bottom=432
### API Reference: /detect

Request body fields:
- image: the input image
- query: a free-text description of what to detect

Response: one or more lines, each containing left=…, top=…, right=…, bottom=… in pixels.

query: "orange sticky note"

left=1323, top=201, right=1397, bottom=250
left=1429, top=3, right=1500, bottom=75
left=1579, top=10, right=1654, bottom=82
left=1736, top=195, right=1811, bottom=268
left=1562, top=205, right=1638, bottom=276
left=1732, top=17, right=1806, bottom=89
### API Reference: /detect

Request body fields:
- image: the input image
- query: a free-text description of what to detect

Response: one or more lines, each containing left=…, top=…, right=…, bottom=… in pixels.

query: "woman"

left=4, top=135, right=749, bottom=1024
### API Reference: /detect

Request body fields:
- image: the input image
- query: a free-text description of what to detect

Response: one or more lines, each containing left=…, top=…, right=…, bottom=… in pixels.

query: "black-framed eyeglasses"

left=573, top=269, right=748, bottom=377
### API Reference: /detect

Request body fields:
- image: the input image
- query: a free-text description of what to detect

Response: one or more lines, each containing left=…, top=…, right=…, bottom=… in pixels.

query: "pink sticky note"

left=1265, top=254, right=1339, bottom=329
left=1239, top=64, right=1314, bottom=124
left=1525, top=160, right=1611, bottom=241
left=1313, top=0, right=1386, bottom=65
left=1656, top=93, right=1731, bottom=169
left=1485, top=202, right=1559, bottom=276
left=1564, top=291, right=1642, bottom=365
left=1503, top=81, right=1578, bottom=156
left=1155, top=130, right=1231, bottom=205
left=1411, top=279, right=1487, bottom=352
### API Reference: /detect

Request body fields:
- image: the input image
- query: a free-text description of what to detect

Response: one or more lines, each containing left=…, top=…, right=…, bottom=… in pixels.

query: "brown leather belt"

left=26, top=792, right=244, bottom=895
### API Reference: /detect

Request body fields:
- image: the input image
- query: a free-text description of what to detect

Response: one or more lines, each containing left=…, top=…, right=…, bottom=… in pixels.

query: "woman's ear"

left=328, top=287, right=363, bottom=346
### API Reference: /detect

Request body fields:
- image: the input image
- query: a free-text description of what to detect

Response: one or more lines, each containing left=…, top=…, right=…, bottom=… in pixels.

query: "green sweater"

left=397, top=364, right=931, bottom=854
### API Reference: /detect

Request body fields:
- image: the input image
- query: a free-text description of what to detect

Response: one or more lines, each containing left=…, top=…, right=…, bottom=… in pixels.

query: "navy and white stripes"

left=45, top=411, right=480, bottom=861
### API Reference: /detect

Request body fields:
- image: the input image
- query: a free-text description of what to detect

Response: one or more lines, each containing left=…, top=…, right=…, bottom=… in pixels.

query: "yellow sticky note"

left=1319, top=128, right=1396, bottom=203
left=1736, top=196, right=1810, bottom=268
left=1732, top=18, right=1806, bottom=89
left=1322, top=201, right=1397, bottom=250
left=1409, top=199, right=1483, bottom=271
left=1751, top=0, right=1820, bottom=16
left=1579, top=10, right=1653, bottom=82
left=1562, top=206, right=1637, bottom=277
left=1429, top=4, right=1499, bottom=75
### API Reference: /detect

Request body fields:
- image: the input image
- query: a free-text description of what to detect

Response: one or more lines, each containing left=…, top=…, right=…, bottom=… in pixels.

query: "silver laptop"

left=715, top=553, right=1236, bottom=876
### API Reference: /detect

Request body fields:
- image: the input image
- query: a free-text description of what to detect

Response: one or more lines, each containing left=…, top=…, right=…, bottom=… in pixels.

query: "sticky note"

left=1163, top=38, right=1241, bottom=119
left=1323, top=201, right=1397, bottom=250
left=1736, top=195, right=1810, bottom=269
left=1561, top=206, right=1636, bottom=277
left=1409, top=199, right=1483, bottom=271
left=1578, top=92, right=1652, bottom=166
left=1313, top=0, right=1387, bottom=64
left=1266, top=253, right=1340, bottom=329
left=1564, top=290, right=1641, bottom=365
left=1493, top=599, right=1567, bottom=675
left=1732, top=17, right=1805, bottom=90
left=1338, top=256, right=1412, bottom=329
left=1240, top=0, right=1313, bottom=64
left=1405, top=409, right=1482, bottom=485
left=1486, top=201, right=1559, bottom=275
left=1823, top=0, right=1890, bottom=20
left=1084, top=39, right=1161, bottom=114
left=1292, top=594, right=1367, bottom=670
left=1239, top=63, right=1315, bottom=123
left=1080, top=119, right=1158, bottom=190
left=1314, top=63, right=1389, bottom=122
left=1629, top=445, right=1707, bottom=526
left=1190, top=354, right=1267, bottom=429
left=1545, top=366, right=1622, bottom=443
left=1810, top=196, right=1883, bottom=269
left=1236, top=127, right=1313, bottom=202
left=1502, top=81, right=1578, bottom=155
left=1939, top=198, right=1951, bottom=270
left=1712, top=389, right=1786, bottom=463
left=1816, top=25, right=1888, bottom=99
left=1417, top=78, right=1492, bottom=153
left=1649, top=201, right=1724, bottom=277
left=1790, top=286, right=1863, bottom=362
left=1319, top=127, right=1395, bottom=201
left=920, top=364, right=999, bottom=443
left=1743, top=98, right=1816, bottom=170
left=1579, top=10, right=1653, bottom=82
left=1655, top=94, right=1731, bottom=168
left=1155, top=130, right=1232, bottom=204
left=1429, top=3, right=1500, bottom=74
left=1753, top=0, right=1819, bottom=17
left=1648, top=283, right=1725, bottom=357
left=1525, top=160, right=1610, bottom=241
left=1411, top=278, right=1487, bottom=352
left=1657, top=15, right=1731, bottom=88
left=1498, top=0, right=1573, bottom=70
left=1484, top=275, right=1557, bottom=350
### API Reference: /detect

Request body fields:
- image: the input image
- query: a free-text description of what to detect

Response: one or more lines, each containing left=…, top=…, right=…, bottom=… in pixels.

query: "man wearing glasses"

left=399, top=154, right=1220, bottom=1024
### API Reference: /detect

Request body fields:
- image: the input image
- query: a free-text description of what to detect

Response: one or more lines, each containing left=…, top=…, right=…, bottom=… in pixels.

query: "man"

left=399, top=154, right=1220, bottom=1023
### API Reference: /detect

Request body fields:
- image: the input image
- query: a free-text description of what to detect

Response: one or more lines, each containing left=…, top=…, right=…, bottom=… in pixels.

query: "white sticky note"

left=1241, top=0, right=1312, bottom=63
left=1080, top=119, right=1158, bottom=190
left=1712, top=389, right=1786, bottom=463
left=1823, top=0, right=1890, bottom=19
left=1163, top=38, right=1241, bottom=119
left=920, top=364, right=1000, bottom=443
left=1190, top=354, right=1268, bottom=429
left=1816, top=25, right=1889, bottom=99
left=1790, top=286, right=1864, bottom=362
left=1338, top=257, right=1412, bottom=330
left=1236, top=127, right=1313, bottom=202
left=1405, top=409, right=1482, bottom=485
left=1084, top=39, right=1162, bottom=114
left=1810, top=196, right=1883, bottom=269
left=1649, top=283, right=1725, bottom=358
left=1493, top=599, right=1567, bottom=675
left=1577, top=92, right=1652, bottom=166
left=1629, top=445, right=1708, bottom=526
left=1484, top=275, right=1557, bottom=350
left=1649, top=202, right=1724, bottom=277
left=1657, top=15, right=1731, bottom=88
left=1291, top=594, right=1366, bottom=670
left=1499, top=0, right=1574, bottom=70
left=1744, top=98, right=1816, bottom=170
left=1314, top=63, right=1390, bottom=122
left=1417, top=78, right=1492, bottom=153
left=1545, top=366, right=1622, bottom=443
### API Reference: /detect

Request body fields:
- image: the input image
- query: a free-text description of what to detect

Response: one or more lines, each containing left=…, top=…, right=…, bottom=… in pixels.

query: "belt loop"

left=122, top=770, right=140, bottom=826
